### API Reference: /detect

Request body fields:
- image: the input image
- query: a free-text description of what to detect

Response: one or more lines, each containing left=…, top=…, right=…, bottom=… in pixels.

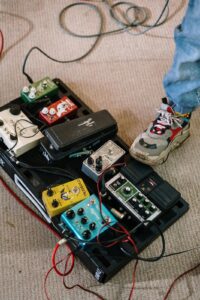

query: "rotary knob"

left=77, top=208, right=84, bottom=215
left=52, top=200, right=59, bottom=208
left=9, top=105, right=21, bottom=115
left=82, top=230, right=91, bottom=239
left=41, top=107, right=49, bottom=115
left=47, top=188, right=53, bottom=197
left=22, top=86, right=29, bottom=93
left=49, top=108, right=56, bottom=115
left=87, top=156, right=94, bottom=165
left=123, top=186, right=131, bottom=194
left=89, top=222, right=96, bottom=230
left=66, top=210, right=75, bottom=219
left=81, top=216, right=88, bottom=224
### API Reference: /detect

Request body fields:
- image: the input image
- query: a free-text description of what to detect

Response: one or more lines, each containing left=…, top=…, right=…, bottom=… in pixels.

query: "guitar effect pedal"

left=42, top=178, right=90, bottom=217
left=105, top=173, right=161, bottom=222
left=21, top=77, right=58, bottom=104
left=39, top=96, right=78, bottom=125
left=81, top=140, right=125, bottom=182
left=60, top=194, right=117, bottom=243
left=0, top=106, right=43, bottom=157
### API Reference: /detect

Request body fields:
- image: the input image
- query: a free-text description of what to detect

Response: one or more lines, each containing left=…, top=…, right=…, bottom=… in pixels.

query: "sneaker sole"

left=129, top=126, right=190, bottom=166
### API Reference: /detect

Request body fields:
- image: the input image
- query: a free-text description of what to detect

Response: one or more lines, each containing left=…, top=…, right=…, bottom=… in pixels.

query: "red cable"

left=0, top=30, right=4, bottom=57
left=163, top=262, right=200, bottom=300
left=128, top=260, right=139, bottom=300
left=62, top=254, right=105, bottom=300
left=44, top=257, right=66, bottom=300
left=51, top=241, right=75, bottom=277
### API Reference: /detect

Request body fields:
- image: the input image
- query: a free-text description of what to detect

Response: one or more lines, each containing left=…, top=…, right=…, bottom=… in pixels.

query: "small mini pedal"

left=42, top=178, right=90, bottom=217
left=81, top=140, right=125, bottom=182
left=105, top=173, right=161, bottom=223
left=0, top=107, right=44, bottom=157
left=39, top=96, right=78, bottom=125
left=21, top=77, right=58, bottom=104
left=60, top=194, right=117, bottom=243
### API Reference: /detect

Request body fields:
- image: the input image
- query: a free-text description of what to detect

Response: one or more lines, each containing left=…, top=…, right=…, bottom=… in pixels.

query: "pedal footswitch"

left=42, top=178, right=90, bottom=217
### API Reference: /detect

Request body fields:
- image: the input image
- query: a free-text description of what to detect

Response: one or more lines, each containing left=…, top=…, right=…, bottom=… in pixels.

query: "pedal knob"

left=41, top=107, right=49, bottom=115
left=89, top=222, right=96, bottom=230
left=30, top=87, right=36, bottom=94
left=81, top=216, right=88, bottom=224
left=10, top=134, right=17, bottom=140
left=9, top=105, right=21, bottom=115
left=49, top=108, right=56, bottom=115
left=123, top=186, right=131, bottom=194
left=77, top=208, right=84, bottom=215
left=22, top=86, right=29, bottom=93
left=96, top=156, right=102, bottom=165
left=95, top=156, right=103, bottom=172
left=66, top=209, right=75, bottom=219
left=47, top=188, right=53, bottom=197
left=42, top=80, right=48, bottom=88
left=137, top=193, right=143, bottom=200
left=87, top=156, right=94, bottom=165
left=52, top=199, right=59, bottom=208
left=28, top=92, right=36, bottom=99
left=0, top=119, right=4, bottom=126
left=82, top=230, right=91, bottom=239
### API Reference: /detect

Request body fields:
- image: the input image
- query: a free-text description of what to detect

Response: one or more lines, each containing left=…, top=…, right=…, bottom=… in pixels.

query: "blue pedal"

left=60, top=194, right=117, bottom=243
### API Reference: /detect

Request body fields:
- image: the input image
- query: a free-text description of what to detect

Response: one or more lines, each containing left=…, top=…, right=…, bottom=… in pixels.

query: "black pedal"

left=121, top=158, right=180, bottom=213
left=40, top=110, right=117, bottom=160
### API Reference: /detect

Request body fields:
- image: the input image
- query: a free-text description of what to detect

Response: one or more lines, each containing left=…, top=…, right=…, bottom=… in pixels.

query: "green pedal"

left=105, top=173, right=161, bottom=222
left=21, top=77, right=58, bottom=103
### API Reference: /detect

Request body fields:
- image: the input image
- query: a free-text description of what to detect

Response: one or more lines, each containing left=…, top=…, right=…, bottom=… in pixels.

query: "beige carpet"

left=1, top=1, right=200, bottom=299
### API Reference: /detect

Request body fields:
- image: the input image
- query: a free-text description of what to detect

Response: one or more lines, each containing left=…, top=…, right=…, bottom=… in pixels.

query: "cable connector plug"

left=58, top=238, right=67, bottom=246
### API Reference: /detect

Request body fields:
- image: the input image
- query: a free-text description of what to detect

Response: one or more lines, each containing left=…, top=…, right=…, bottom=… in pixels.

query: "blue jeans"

left=163, top=0, right=200, bottom=113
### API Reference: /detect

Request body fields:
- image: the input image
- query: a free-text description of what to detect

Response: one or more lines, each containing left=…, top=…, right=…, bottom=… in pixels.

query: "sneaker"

left=129, top=99, right=191, bottom=165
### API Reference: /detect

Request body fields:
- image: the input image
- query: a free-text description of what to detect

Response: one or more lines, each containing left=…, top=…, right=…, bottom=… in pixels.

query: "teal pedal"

left=60, top=194, right=117, bottom=243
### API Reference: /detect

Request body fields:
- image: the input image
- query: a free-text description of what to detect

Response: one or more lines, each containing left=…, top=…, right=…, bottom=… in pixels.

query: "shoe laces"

left=152, top=108, right=183, bottom=135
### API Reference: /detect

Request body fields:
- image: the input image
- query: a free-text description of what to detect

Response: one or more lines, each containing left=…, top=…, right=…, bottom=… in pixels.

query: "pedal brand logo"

left=78, top=118, right=95, bottom=127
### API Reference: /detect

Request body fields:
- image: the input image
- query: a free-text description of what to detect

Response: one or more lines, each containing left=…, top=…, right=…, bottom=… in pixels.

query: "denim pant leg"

left=163, top=0, right=200, bottom=113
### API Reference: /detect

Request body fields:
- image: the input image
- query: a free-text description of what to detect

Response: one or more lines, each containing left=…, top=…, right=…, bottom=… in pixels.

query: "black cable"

left=22, top=0, right=170, bottom=83
left=7, top=118, right=43, bottom=154
left=16, top=160, right=75, bottom=181
left=22, top=3, right=103, bottom=83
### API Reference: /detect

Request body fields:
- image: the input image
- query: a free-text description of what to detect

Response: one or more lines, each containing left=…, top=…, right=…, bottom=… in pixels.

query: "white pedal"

left=0, top=106, right=44, bottom=157
left=81, top=140, right=126, bottom=182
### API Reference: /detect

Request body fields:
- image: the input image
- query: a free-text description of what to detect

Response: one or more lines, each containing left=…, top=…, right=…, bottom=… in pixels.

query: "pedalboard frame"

left=0, top=78, right=189, bottom=283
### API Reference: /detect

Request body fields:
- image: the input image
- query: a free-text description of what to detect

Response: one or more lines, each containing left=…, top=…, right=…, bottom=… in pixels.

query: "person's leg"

left=130, top=0, right=199, bottom=165
left=164, top=0, right=200, bottom=113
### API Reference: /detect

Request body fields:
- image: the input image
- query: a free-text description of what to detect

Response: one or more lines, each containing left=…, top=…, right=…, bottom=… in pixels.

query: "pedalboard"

left=0, top=105, right=43, bottom=157
left=39, top=95, right=78, bottom=125
left=42, top=178, right=90, bottom=217
left=81, top=140, right=126, bottom=182
left=0, top=78, right=189, bottom=283
left=60, top=194, right=117, bottom=243
left=21, top=77, right=58, bottom=103
left=105, top=172, right=161, bottom=222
